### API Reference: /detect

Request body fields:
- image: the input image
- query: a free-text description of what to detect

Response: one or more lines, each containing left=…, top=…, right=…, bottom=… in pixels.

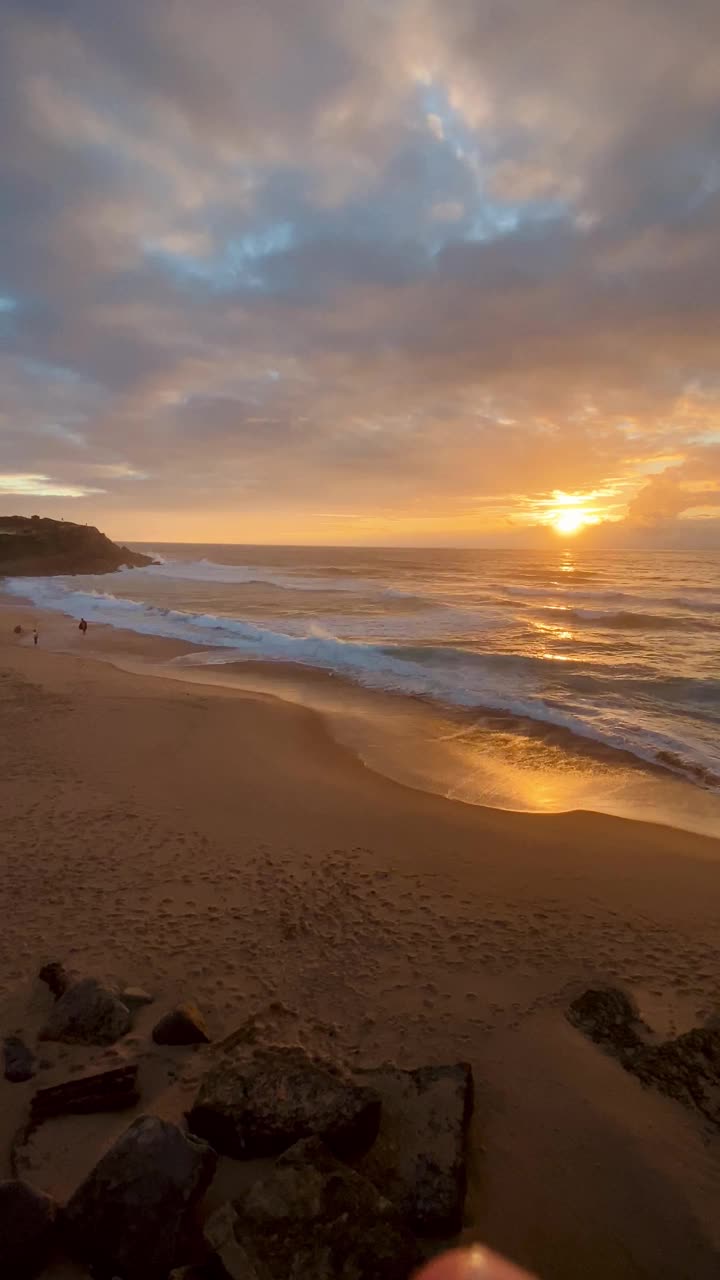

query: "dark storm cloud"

left=1, top=0, right=719, bottom=536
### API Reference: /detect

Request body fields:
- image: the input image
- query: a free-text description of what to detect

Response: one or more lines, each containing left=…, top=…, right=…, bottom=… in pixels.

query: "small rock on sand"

left=39, top=978, right=131, bottom=1046
left=0, top=1179, right=58, bottom=1279
left=4, top=1035, right=36, bottom=1083
left=152, top=1001, right=210, bottom=1046
left=63, top=1114, right=217, bottom=1280
left=38, top=961, right=72, bottom=999
left=204, top=1136, right=420, bottom=1280
left=188, top=1043, right=381, bottom=1159
left=121, top=986, right=155, bottom=1014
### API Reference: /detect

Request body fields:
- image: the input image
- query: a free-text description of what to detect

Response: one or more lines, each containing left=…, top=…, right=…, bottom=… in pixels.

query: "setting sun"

left=553, top=508, right=590, bottom=536
left=519, top=489, right=616, bottom=540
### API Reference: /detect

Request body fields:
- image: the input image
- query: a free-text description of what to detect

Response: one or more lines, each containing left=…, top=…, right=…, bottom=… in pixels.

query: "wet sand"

left=1, top=602, right=719, bottom=1278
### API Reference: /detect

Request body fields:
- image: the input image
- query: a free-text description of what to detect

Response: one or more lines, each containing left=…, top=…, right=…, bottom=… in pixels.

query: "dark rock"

left=63, top=1114, right=217, bottom=1280
left=4, top=1035, right=36, bottom=1083
left=30, top=1063, right=139, bottom=1121
left=205, top=1137, right=420, bottom=1280
left=567, top=987, right=648, bottom=1052
left=568, top=988, right=720, bottom=1128
left=169, top=1268, right=212, bottom=1280
left=39, top=978, right=131, bottom=1046
left=355, top=1062, right=474, bottom=1235
left=0, top=1179, right=58, bottom=1279
left=630, top=1027, right=720, bottom=1128
left=153, top=1002, right=211, bottom=1046
left=188, top=1044, right=381, bottom=1159
left=121, top=986, right=155, bottom=1014
left=38, top=961, right=72, bottom=999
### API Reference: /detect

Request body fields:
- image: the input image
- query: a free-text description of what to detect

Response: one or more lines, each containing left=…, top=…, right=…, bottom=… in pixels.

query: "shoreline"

left=3, top=585, right=720, bottom=840
left=0, top=597, right=720, bottom=1275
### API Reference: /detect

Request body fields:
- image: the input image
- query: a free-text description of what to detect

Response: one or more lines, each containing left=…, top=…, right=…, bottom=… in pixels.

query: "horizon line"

left=124, top=538, right=720, bottom=553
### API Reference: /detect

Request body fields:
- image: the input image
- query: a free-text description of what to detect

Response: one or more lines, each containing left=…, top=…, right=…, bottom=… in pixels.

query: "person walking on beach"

left=32, top=628, right=38, bottom=646
left=79, top=618, right=88, bottom=635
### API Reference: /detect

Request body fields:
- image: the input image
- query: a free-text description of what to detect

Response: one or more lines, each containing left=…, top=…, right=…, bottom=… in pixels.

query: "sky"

left=1, top=0, right=719, bottom=547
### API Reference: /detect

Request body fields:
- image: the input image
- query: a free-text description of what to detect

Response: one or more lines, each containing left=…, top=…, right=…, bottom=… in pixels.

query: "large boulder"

left=63, top=1114, right=217, bottom=1280
left=355, top=1062, right=474, bottom=1235
left=153, top=1002, right=211, bottom=1046
left=4, top=1035, right=36, bottom=1083
left=39, top=978, right=131, bottom=1046
left=0, top=1180, right=58, bottom=1279
left=188, top=1044, right=380, bottom=1159
left=205, top=1137, right=420, bottom=1280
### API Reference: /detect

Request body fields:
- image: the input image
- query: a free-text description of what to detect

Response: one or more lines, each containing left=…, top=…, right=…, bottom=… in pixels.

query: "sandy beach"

left=1, top=601, right=720, bottom=1279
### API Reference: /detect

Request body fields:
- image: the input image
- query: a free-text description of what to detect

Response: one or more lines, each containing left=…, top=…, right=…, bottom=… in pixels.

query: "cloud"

left=0, top=474, right=105, bottom=498
left=625, top=447, right=720, bottom=525
left=0, top=0, right=719, bottom=540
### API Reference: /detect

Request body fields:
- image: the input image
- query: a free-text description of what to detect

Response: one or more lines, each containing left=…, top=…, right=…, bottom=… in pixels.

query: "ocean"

left=9, top=544, right=720, bottom=837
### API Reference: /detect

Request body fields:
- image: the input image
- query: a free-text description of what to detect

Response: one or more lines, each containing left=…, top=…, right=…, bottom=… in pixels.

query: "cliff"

left=0, top=516, right=155, bottom=576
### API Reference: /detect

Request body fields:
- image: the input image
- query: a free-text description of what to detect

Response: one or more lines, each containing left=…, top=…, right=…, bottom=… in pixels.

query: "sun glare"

left=526, top=489, right=610, bottom=539
left=553, top=508, right=589, bottom=536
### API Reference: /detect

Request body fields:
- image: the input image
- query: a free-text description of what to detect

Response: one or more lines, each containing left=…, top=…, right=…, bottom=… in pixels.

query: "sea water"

left=9, top=544, right=720, bottom=837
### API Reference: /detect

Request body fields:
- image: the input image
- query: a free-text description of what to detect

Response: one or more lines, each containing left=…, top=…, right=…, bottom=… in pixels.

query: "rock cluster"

left=0, top=963, right=476, bottom=1279
left=185, top=1029, right=472, bottom=1279
left=8, top=972, right=717, bottom=1278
